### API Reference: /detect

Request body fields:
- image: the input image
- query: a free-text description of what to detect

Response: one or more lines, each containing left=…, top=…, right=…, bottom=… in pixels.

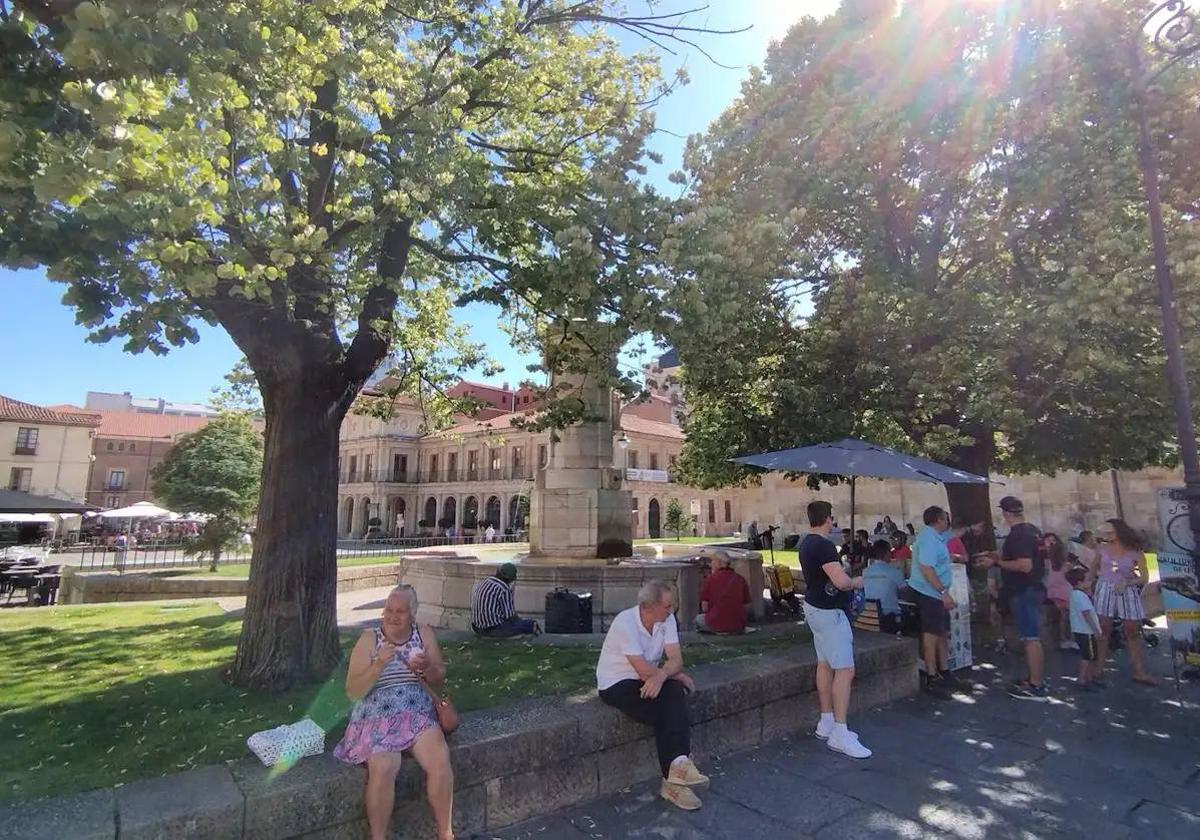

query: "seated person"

left=696, top=551, right=752, bottom=634
left=863, top=540, right=905, bottom=633
left=470, top=563, right=539, bottom=637
left=597, top=580, right=708, bottom=811
left=890, top=532, right=913, bottom=574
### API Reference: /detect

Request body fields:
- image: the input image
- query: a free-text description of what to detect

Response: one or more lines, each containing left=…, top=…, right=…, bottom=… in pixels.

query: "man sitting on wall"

left=695, top=551, right=752, bottom=634
left=470, top=563, right=540, bottom=637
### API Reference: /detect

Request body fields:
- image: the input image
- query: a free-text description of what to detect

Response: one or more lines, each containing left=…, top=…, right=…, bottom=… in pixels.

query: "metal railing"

left=48, top=531, right=530, bottom=572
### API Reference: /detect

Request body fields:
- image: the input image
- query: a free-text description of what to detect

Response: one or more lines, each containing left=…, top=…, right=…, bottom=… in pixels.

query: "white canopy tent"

left=93, top=502, right=178, bottom=520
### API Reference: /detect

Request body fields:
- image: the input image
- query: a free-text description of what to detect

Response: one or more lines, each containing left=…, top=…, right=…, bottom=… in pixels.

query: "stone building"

left=336, top=390, right=742, bottom=540
left=1, top=395, right=99, bottom=502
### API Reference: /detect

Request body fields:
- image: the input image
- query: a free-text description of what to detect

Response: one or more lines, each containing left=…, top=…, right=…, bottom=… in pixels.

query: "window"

left=15, top=427, right=38, bottom=455
left=628, top=451, right=639, bottom=470
left=724, top=500, right=732, bottom=523
left=489, top=448, right=501, bottom=477
left=429, top=454, right=439, bottom=481
left=708, top=499, right=715, bottom=523
left=668, top=454, right=677, bottom=468
left=467, top=450, right=479, bottom=479
left=118, top=442, right=125, bottom=452
left=107, top=441, right=114, bottom=451
left=348, top=455, right=358, bottom=481
left=129, top=442, right=136, bottom=452
left=632, top=497, right=639, bottom=510
left=538, top=445, right=547, bottom=468
left=106, top=495, right=120, bottom=507
left=364, top=454, right=373, bottom=479
left=107, top=470, right=126, bottom=490
left=8, top=467, right=32, bottom=492
left=393, top=454, right=407, bottom=481
left=649, top=453, right=659, bottom=471
left=448, top=452, right=458, bottom=478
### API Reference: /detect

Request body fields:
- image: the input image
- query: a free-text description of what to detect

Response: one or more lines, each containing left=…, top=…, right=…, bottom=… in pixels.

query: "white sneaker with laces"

left=815, top=719, right=857, bottom=741
left=827, top=730, right=872, bottom=759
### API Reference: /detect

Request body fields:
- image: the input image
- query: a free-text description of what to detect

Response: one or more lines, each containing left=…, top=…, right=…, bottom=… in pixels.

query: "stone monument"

left=528, top=322, right=633, bottom=561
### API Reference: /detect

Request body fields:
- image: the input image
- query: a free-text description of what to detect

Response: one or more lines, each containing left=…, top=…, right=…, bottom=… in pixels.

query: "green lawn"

left=634, top=536, right=740, bottom=545
left=0, top=604, right=803, bottom=802
left=181, top=554, right=406, bottom=578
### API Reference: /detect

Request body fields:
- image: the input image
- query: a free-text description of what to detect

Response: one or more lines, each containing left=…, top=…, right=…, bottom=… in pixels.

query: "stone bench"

left=2, top=633, right=917, bottom=840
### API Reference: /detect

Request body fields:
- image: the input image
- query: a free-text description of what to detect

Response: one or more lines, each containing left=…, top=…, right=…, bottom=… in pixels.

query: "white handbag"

left=247, top=718, right=326, bottom=767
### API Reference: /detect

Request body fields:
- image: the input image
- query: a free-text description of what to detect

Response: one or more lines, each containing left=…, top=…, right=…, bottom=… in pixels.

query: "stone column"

left=528, top=321, right=633, bottom=561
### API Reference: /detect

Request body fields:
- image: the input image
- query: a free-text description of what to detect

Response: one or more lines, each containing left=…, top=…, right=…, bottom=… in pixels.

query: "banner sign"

left=1157, top=487, right=1194, bottom=555
left=1157, top=552, right=1200, bottom=668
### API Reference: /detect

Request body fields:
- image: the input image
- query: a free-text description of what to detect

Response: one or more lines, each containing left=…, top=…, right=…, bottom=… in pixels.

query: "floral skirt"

left=333, top=683, right=436, bottom=764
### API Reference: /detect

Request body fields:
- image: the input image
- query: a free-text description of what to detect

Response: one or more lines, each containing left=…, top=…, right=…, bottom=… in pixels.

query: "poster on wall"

left=1158, top=552, right=1200, bottom=669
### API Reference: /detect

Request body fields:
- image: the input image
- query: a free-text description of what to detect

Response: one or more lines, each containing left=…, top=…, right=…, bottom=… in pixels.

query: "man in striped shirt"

left=471, top=562, right=540, bottom=637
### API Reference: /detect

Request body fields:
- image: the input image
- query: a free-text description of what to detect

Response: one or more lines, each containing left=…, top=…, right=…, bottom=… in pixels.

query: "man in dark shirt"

left=980, top=496, right=1047, bottom=697
left=799, top=500, right=870, bottom=759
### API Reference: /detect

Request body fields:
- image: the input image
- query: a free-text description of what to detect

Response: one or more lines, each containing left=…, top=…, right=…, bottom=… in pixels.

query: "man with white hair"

left=596, top=579, right=707, bottom=810
left=696, top=550, right=751, bottom=634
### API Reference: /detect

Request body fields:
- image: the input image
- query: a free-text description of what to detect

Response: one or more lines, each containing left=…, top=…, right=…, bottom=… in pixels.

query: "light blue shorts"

left=804, top=603, right=855, bottom=670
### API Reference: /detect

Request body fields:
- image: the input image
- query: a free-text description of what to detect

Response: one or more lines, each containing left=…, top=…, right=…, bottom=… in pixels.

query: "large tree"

left=0, top=0, right=696, bottom=688
left=664, top=0, right=1200, bottom=529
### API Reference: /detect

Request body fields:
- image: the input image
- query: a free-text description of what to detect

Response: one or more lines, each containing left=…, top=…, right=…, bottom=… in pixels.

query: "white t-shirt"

left=596, top=606, right=679, bottom=691
left=1069, top=588, right=1098, bottom=635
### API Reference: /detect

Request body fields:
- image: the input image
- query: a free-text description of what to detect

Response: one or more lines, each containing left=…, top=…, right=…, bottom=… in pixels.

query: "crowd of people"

left=334, top=496, right=1164, bottom=834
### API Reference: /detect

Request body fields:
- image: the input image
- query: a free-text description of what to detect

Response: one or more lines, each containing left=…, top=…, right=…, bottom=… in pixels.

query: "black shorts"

left=915, top=591, right=951, bottom=635
left=1075, top=633, right=1098, bottom=662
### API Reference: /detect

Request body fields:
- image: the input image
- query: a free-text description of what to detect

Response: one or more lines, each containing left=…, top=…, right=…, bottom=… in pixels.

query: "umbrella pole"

left=850, top=476, right=857, bottom=536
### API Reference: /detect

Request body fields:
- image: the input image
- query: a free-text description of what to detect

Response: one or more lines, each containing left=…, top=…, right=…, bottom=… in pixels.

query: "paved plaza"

left=493, top=639, right=1200, bottom=839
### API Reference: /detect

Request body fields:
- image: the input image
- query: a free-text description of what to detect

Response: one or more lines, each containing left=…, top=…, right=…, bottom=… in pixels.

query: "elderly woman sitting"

left=334, top=585, right=455, bottom=840
left=596, top=579, right=708, bottom=811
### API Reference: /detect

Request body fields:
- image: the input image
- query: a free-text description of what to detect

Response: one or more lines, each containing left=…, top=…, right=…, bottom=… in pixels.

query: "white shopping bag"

left=247, top=718, right=326, bottom=767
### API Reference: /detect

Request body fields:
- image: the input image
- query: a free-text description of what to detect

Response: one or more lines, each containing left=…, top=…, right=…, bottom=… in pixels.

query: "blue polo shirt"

left=907, top=525, right=952, bottom=599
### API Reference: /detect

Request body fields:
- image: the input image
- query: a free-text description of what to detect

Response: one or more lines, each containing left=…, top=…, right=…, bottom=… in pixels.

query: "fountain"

left=402, top=323, right=763, bottom=631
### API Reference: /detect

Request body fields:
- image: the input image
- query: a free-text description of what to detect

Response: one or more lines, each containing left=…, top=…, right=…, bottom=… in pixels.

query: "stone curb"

left=1, top=633, right=916, bottom=839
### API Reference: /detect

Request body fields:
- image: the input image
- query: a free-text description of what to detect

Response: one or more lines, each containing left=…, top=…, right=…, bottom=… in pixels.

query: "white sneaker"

left=1059, top=640, right=1078, bottom=651
left=827, top=730, right=872, bottom=759
left=814, top=719, right=857, bottom=741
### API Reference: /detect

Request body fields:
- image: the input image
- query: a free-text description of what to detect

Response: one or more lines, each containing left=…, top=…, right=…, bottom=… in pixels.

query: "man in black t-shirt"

left=799, top=500, right=870, bottom=759
left=979, top=496, right=1047, bottom=698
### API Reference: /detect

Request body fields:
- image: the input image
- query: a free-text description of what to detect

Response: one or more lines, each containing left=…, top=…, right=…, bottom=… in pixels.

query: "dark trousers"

left=472, top=615, right=536, bottom=637
left=599, top=678, right=691, bottom=778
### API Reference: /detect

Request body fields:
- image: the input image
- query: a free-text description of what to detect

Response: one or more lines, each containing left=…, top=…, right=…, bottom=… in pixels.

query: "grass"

left=179, top=554, right=406, bottom=578
left=634, top=536, right=740, bottom=545
left=0, top=604, right=804, bottom=802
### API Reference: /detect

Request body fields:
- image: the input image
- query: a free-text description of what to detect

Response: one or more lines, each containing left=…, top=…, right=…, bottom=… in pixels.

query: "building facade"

left=336, top=396, right=742, bottom=540
left=1, top=395, right=99, bottom=502
left=83, top=411, right=212, bottom=508
left=84, top=391, right=216, bottom=417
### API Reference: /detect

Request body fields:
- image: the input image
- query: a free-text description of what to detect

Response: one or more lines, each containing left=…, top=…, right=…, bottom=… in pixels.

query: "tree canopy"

left=664, top=0, right=1200, bottom=525
left=0, top=0, right=708, bottom=688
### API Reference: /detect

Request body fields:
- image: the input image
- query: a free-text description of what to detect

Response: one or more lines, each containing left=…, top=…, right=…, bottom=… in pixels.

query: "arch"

left=360, top=497, right=373, bottom=536
left=648, top=498, right=661, bottom=539
left=441, top=496, right=457, bottom=529
left=424, top=496, right=438, bottom=528
left=485, top=496, right=501, bottom=529
left=463, top=495, right=479, bottom=529
left=508, top=495, right=528, bottom=532
left=341, top=497, right=354, bottom=536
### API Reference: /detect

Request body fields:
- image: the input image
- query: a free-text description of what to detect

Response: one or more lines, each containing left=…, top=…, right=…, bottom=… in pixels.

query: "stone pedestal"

left=527, top=320, right=633, bottom=562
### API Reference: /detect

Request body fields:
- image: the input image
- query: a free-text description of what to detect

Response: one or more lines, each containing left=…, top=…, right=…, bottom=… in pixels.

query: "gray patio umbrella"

left=0, top=489, right=96, bottom=514
left=731, top=438, right=990, bottom=534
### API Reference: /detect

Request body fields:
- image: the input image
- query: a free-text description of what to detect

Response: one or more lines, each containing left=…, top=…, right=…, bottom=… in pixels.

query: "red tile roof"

left=618, top=411, right=684, bottom=440
left=91, top=410, right=212, bottom=439
left=0, top=395, right=102, bottom=427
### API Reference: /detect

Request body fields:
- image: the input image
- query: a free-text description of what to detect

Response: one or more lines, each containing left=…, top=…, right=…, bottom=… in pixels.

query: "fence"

left=51, top=531, right=529, bottom=572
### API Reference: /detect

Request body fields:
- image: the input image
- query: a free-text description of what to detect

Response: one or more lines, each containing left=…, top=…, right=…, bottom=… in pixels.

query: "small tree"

left=152, top=414, right=262, bottom=572
left=663, top=498, right=693, bottom=542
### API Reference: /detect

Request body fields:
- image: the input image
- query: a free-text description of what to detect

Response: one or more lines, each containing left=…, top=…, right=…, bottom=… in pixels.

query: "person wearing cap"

left=978, top=496, right=1048, bottom=698
left=470, top=563, right=540, bottom=637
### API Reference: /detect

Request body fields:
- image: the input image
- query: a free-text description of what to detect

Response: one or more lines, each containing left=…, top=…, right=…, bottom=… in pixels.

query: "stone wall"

left=2, top=633, right=916, bottom=840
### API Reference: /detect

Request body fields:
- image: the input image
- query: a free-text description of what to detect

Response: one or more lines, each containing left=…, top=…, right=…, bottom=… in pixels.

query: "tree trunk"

left=228, top=371, right=348, bottom=690
left=210, top=546, right=220, bottom=574
left=943, top=431, right=997, bottom=551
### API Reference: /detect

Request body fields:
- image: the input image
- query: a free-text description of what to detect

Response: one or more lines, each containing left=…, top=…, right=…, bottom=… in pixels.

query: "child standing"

left=1067, top=567, right=1102, bottom=691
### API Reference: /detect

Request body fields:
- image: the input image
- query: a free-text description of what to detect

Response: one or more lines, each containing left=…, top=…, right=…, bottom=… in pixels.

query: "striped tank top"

left=372, top=625, right=425, bottom=692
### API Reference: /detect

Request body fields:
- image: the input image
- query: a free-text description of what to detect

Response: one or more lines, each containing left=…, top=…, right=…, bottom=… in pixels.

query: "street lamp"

left=1133, top=1, right=1200, bottom=576
left=617, top=431, right=629, bottom=473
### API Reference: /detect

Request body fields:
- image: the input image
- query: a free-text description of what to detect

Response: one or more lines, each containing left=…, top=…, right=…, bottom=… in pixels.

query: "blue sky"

left=0, top=0, right=839, bottom=408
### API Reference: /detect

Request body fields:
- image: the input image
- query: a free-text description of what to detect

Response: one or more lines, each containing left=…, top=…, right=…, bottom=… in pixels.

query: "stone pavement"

left=492, top=636, right=1200, bottom=839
